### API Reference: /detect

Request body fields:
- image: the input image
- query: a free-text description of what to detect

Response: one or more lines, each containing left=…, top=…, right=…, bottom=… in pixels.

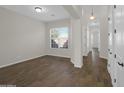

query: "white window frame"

left=49, top=27, right=69, bottom=49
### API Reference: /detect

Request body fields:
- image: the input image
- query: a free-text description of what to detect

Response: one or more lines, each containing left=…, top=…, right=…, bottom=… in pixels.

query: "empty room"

left=0, top=4, right=124, bottom=88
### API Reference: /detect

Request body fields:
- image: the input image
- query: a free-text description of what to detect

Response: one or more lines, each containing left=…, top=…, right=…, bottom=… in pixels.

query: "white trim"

left=0, top=55, right=45, bottom=69
left=49, top=27, right=69, bottom=49
left=46, top=54, right=70, bottom=59
left=74, top=63, right=83, bottom=68
left=100, top=55, right=108, bottom=60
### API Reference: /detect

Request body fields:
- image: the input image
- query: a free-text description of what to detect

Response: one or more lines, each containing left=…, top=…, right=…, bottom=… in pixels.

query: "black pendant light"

left=90, top=8, right=95, bottom=20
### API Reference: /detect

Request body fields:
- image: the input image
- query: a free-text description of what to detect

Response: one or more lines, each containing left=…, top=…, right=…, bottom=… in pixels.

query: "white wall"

left=45, top=19, right=71, bottom=58
left=99, top=15, right=108, bottom=59
left=82, top=27, right=87, bottom=56
left=0, top=8, right=46, bottom=67
left=70, top=19, right=83, bottom=68
left=86, top=26, right=91, bottom=54
left=81, top=14, right=88, bottom=57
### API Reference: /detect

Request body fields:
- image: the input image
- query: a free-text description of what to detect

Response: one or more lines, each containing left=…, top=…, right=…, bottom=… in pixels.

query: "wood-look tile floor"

left=0, top=48, right=112, bottom=87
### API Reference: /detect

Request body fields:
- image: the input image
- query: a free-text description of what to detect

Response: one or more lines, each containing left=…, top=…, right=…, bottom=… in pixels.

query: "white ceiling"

left=0, top=5, right=109, bottom=23
left=81, top=5, right=109, bottom=27
left=1, top=5, right=70, bottom=22
left=82, top=5, right=108, bottom=19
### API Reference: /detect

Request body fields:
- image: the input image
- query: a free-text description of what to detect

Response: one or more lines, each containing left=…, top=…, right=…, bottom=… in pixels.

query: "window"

left=50, top=27, right=69, bottom=49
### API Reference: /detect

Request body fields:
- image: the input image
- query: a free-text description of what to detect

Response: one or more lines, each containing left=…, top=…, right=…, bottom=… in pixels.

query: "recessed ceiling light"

left=35, top=7, right=48, bottom=13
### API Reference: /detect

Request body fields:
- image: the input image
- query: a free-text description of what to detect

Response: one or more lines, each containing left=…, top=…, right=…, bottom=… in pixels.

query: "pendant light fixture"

left=90, top=8, right=95, bottom=20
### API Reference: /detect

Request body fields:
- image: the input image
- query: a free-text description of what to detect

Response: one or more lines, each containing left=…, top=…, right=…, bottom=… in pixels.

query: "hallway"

left=82, top=48, right=112, bottom=86
left=0, top=48, right=112, bottom=87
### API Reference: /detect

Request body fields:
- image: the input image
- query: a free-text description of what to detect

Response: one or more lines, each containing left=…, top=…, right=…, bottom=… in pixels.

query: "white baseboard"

left=45, top=54, right=70, bottom=59
left=74, top=63, right=83, bottom=68
left=0, top=55, right=45, bottom=69
left=83, top=52, right=88, bottom=57
left=100, top=56, right=108, bottom=60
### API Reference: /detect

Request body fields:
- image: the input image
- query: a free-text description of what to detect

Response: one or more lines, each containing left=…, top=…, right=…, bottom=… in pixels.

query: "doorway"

left=87, top=20, right=100, bottom=53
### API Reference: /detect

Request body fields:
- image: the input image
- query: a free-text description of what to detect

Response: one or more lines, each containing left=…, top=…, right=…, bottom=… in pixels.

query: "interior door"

left=108, top=6, right=115, bottom=85
left=114, top=5, right=124, bottom=87
left=116, top=55, right=124, bottom=86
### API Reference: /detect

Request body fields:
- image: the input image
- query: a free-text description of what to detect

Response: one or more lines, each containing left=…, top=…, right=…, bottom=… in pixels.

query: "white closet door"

left=114, top=5, right=124, bottom=87
left=108, top=6, right=115, bottom=85
left=116, top=55, right=124, bottom=86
